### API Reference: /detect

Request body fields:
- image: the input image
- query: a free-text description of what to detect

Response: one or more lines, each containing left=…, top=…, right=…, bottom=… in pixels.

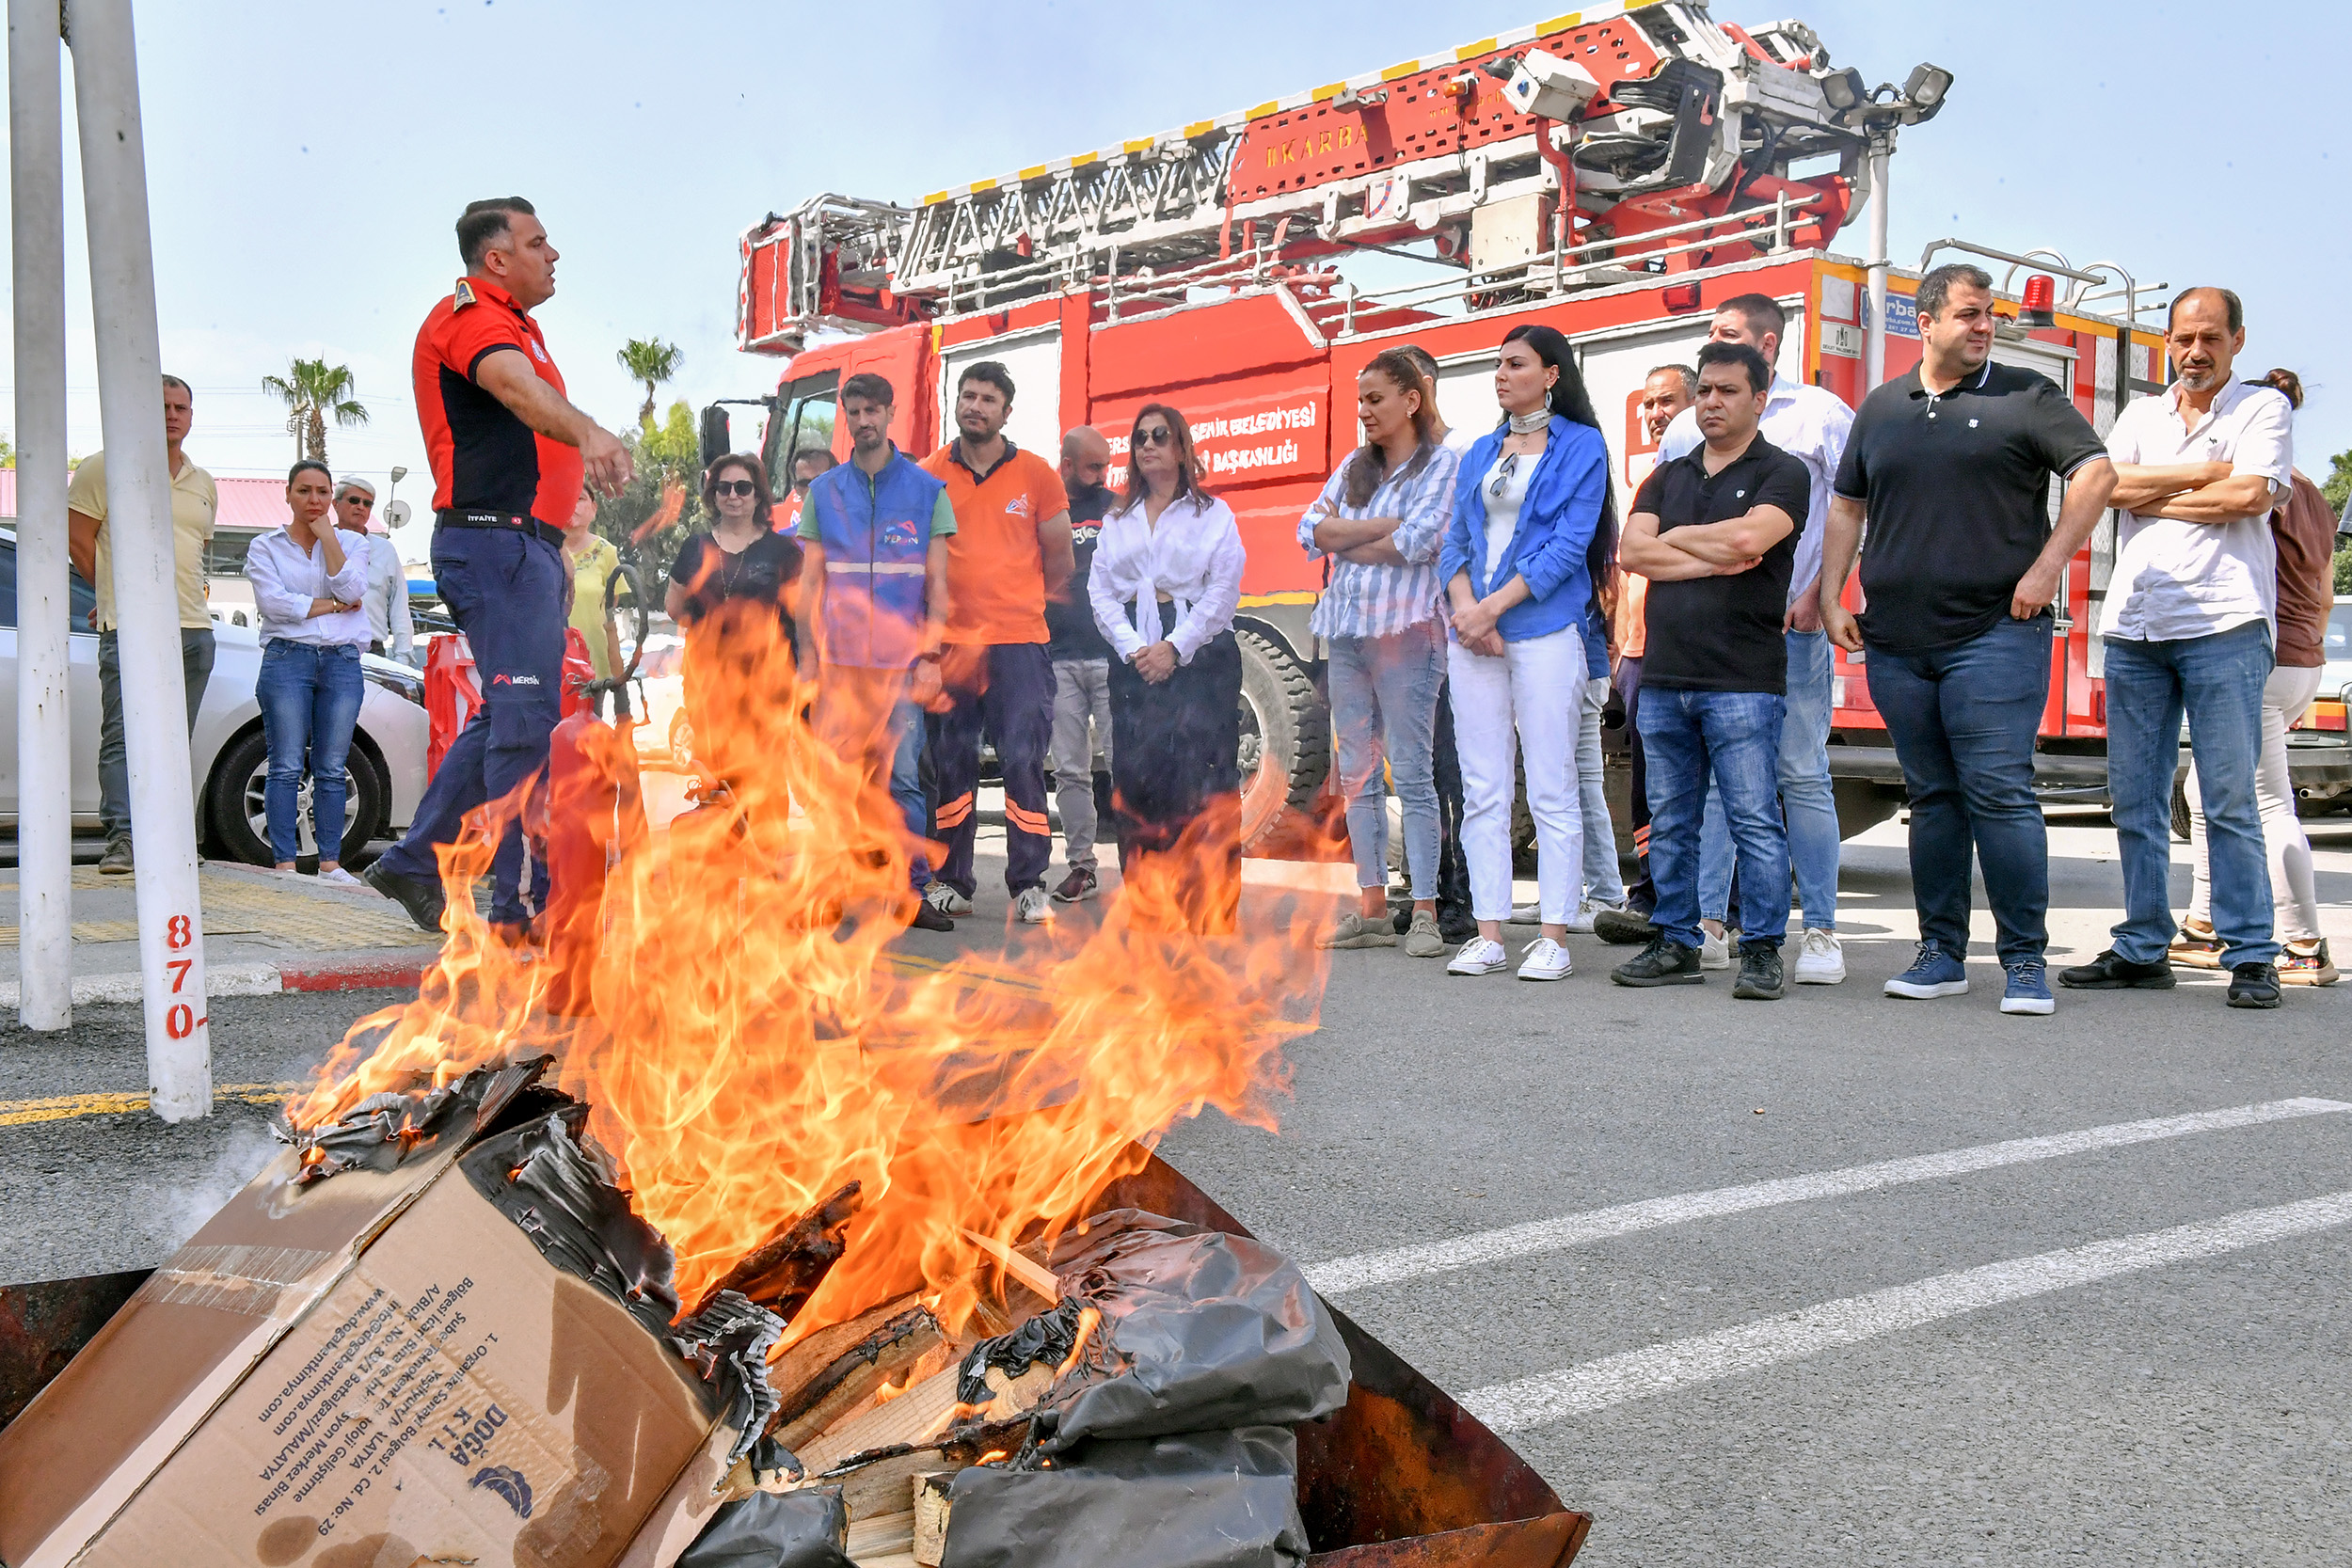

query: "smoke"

left=154, top=1118, right=281, bottom=1251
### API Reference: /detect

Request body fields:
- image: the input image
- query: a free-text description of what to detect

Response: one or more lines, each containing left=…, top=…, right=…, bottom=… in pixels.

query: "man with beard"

left=2061, top=287, right=2294, bottom=1008
left=919, top=362, right=1075, bottom=924
left=1047, top=425, right=1118, bottom=902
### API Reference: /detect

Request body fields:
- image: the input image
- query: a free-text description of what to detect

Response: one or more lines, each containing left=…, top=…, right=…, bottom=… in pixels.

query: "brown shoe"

left=2279, top=939, right=2338, bottom=987
left=2167, top=919, right=2222, bottom=970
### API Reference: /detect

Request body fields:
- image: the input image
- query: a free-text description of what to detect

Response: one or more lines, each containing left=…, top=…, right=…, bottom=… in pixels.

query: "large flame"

left=292, top=605, right=1329, bottom=1340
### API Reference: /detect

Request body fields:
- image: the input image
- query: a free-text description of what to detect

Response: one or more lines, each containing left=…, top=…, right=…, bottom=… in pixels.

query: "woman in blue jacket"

left=1438, top=324, right=1617, bottom=981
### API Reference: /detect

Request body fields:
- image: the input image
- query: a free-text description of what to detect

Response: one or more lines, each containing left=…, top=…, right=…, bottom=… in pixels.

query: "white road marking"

left=1463, top=1188, right=2352, bottom=1433
left=1304, top=1098, right=2352, bottom=1295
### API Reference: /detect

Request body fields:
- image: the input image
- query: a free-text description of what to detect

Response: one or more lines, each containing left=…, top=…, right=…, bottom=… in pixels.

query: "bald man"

left=1046, top=426, right=1118, bottom=901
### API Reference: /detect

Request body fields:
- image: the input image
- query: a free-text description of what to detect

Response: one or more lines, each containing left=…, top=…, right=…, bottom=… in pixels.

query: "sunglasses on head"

left=712, top=479, right=759, bottom=498
left=1136, top=424, right=1176, bottom=448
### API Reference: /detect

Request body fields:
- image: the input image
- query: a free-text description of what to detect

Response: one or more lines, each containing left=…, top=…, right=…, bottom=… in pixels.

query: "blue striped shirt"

left=1296, top=442, right=1459, bottom=640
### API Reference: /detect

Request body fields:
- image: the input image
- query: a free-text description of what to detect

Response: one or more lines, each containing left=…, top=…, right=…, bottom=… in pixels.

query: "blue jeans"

left=377, top=527, right=565, bottom=924
left=1638, top=687, right=1789, bottom=953
left=1328, top=620, right=1444, bottom=898
left=256, top=640, right=365, bottom=863
left=2103, top=621, right=2275, bottom=967
left=1866, top=614, right=2051, bottom=965
left=891, top=692, right=931, bottom=891
left=1697, top=629, right=1837, bottom=929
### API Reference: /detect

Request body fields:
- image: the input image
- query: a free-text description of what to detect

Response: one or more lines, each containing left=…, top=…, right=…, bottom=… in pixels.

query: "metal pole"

left=67, top=0, right=211, bottom=1120
left=1864, top=131, right=1891, bottom=392
left=10, top=0, right=71, bottom=1031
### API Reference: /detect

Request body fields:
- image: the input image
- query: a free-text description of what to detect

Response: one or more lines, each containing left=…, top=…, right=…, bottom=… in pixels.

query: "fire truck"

left=708, top=0, right=2352, bottom=847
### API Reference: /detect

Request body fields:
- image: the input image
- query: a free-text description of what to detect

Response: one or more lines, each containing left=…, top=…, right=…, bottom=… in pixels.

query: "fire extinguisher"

left=542, top=555, right=652, bottom=1016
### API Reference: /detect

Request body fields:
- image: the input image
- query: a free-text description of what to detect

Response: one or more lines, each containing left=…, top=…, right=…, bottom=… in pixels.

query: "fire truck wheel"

left=1235, top=629, right=1329, bottom=850
left=208, top=725, right=390, bottom=868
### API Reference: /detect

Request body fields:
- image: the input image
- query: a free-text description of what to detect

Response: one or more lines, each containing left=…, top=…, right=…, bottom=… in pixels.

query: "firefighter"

left=919, top=362, right=1076, bottom=927
left=363, top=198, right=633, bottom=937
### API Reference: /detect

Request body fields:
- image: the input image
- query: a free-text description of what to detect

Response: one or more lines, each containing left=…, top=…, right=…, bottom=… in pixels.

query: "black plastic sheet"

left=457, top=1107, right=681, bottom=1337
left=941, top=1426, right=1309, bottom=1568
left=964, top=1209, right=1350, bottom=1452
left=675, top=1487, right=853, bottom=1568
left=279, top=1055, right=556, bottom=1184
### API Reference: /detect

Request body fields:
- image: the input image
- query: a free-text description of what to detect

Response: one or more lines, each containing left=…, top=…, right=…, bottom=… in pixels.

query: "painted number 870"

left=163, top=913, right=200, bottom=1038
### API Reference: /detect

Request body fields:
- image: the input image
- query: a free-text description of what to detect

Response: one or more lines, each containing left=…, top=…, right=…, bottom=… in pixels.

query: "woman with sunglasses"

left=1438, top=324, right=1617, bottom=980
left=1298, top=348, right=1458, bottom=958
left=244, top=460, right=371, bottom=881
left=1089, top=404, right=1248, bottom=930
left=665, top=453, right=804, bottom=781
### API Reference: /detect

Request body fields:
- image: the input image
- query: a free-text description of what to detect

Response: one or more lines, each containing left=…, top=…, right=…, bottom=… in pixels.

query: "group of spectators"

left=61, top=377, right=414, bottom=882
left=80, top=200, right=2330, bottom=1021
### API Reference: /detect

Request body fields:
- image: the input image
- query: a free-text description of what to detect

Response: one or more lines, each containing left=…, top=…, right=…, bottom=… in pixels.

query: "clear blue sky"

left=6, top=0, right=2344, bottom=517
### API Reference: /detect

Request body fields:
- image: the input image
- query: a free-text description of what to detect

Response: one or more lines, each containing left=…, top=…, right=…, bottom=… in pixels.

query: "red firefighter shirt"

left=413, top=274, right=583, bottom=530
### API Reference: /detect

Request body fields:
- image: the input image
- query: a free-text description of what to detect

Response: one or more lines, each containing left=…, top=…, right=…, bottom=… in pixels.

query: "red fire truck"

left=709, top=0, right=2352, bottom=847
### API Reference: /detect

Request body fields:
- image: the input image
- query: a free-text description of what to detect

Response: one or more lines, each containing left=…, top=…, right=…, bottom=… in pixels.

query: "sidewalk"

left=0, top=862, right=445, bottom=1006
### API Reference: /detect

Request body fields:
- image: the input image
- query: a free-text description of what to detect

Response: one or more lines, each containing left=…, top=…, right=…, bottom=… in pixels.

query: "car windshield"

left=2328, top=603, right=2352, bottom=662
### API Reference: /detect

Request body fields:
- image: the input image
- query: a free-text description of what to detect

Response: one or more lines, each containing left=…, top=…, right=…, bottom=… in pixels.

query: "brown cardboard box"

left=0, top=1116, right=721, bottom=1568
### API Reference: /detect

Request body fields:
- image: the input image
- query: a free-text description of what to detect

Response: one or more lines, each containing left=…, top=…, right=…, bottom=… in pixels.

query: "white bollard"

left=9, top=0, right=72, bottom=1032
left=68, top=0, right=210, bottom=1119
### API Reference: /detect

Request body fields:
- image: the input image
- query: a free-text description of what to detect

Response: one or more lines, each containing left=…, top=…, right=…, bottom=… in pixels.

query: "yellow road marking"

left=0, top=1082, right=297, bottom=1129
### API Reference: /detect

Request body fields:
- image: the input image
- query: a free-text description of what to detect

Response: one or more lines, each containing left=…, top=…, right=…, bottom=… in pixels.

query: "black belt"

left=435, top=508, right=564, bottom=548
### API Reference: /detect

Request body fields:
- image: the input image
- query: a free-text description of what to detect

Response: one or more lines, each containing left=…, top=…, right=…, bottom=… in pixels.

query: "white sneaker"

left=1517, top=937, right=1574, bottom=981
left=925, top=882, right=974, bottom=917
left=1447, top=937, right=1510, bottom=976
left=1014, top=886, right=1054, bottom=925
left=1565, top=899, right=1622, bottom=935
left=1507, top=902, right=1543, bottom=925
left=1794, top=927, right=1846, bottom=985
left=317, top=866, right=363, bottom=888
left=1699, top=929, right=1732, bottom=970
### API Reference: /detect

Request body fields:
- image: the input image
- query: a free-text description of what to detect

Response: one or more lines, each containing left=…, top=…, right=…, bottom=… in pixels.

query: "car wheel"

left=207, top=727, right=389, bottom=866
left=668, top=708, right=694, bottom=769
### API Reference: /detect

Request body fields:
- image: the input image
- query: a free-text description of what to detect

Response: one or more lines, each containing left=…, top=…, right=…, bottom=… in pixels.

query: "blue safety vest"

left=804, top=449, right=943, bottom=669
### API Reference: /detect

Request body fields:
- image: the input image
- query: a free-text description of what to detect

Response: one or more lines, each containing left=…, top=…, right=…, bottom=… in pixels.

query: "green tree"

left=0, top=434, right=14, bottom=467
left=594, top=400, right=707, bottom=593
left=2322, top=449, right=2352, bottom=594
left=616, top=337, right=684, bottom=431
left=261, top=358, right=370, bottom=464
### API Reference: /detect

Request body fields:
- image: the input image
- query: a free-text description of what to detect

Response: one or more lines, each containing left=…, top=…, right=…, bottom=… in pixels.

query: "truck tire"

left=1236, top=629, right=1328, bottom=850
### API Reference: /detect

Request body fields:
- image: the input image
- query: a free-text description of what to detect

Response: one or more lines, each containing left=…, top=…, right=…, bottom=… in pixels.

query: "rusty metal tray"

left=0, top=1152, right=1587, bottom=1566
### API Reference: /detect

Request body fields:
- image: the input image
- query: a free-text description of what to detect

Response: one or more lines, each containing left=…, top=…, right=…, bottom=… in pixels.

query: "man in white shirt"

left=1655, top=295, right=1854, bottom=983
left=328, top=477, right=417, bottom=664
left=2060, top=287, right=2293, bottom=1007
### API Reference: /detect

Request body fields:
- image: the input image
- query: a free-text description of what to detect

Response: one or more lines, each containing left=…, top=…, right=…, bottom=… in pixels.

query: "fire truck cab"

left=717, top=0, right=2352, bottom=848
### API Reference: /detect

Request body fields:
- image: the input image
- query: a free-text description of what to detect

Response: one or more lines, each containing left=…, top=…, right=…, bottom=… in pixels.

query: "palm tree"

left=261, top=358, right=370, bottom=464
left=617, top=337, right=684, bottom=429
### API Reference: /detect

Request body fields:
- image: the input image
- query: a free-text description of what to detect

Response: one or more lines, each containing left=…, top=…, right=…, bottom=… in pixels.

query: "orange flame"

left=293, top=606, right=1331, bottom=1343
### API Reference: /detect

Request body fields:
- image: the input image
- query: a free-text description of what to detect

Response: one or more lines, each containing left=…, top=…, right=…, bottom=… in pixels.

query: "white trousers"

left=1448, top=628, right=1586, bottom=924
left=2186, top=661, right=2324, bottom=945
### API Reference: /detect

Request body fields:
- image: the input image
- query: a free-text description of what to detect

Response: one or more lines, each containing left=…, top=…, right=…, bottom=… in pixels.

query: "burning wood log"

left=798, top=1364, right=964, bottom=1474
left=689, top=1180, right=863, bottom=1322
left=912, top=1471, right=954, bottom=1567
left=771, top=1297, right=947, bottom=1451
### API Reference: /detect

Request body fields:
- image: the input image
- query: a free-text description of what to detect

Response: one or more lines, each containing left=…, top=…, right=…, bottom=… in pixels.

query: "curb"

left=0, top=954, right=435, bottom=1008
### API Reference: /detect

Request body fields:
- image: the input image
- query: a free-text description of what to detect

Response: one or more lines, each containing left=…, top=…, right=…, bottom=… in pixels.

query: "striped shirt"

left=1296, top=442, right=1459, bottom=640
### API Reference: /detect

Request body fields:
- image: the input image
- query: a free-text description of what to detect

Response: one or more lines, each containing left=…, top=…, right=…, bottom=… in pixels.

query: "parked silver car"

left=0, top=530, right=428, bottom=863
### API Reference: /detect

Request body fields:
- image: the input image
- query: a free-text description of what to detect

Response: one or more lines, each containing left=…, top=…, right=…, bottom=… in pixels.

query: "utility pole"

left=65, top=0, right=212, bottom=1119
left=9, top=0, right=71, bottom=1031
left=1864, top=127, right=1893, bottom=394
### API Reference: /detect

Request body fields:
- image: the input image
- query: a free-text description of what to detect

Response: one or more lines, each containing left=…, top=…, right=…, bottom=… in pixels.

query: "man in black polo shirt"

left=1818, top=262, right=2114, bottom=1017
left=1611, top=341, right=1811, bottom=1000
left=363, top=197, right=633, bottom=937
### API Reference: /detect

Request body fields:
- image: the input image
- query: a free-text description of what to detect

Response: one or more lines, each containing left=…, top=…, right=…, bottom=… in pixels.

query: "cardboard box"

left=0, top=1114, right=722, bottom=1568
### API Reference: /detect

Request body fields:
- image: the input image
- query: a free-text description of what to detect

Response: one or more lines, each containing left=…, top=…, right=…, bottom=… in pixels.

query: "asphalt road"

left=5, top=807, right=2347, bottom=1564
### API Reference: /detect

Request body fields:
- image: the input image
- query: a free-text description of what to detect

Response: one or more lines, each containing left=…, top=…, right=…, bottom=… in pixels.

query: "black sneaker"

left=97, top=834, right=134, bottom=876
left=2227, top=961, right=2281, bottom=1009
left=1612, top=937, right=1704, bottom=987
left=360, top=860, right=446, bottom=933
left=1052, top=866, right=1099, bottom=904
left=1437, top=906, right=1479, bottom=944
left=2058, top=949, right=2176, bottom=990
left=909, top=898, right=956, bottom=932
left=1594, top=907, right=1662, bottom=946
left=1732, top=943, right=1785, bottom=1001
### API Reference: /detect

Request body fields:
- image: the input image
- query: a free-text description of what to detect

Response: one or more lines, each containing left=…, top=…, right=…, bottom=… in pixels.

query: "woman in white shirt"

left=1089, top=404, right=1248, bottom=931
left=244, top=461, right=372, bottom=880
